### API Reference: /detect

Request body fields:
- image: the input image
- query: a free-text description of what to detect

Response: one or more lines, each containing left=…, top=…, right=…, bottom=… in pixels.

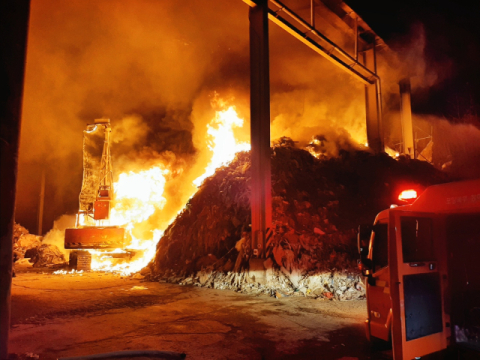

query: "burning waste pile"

left=151, top=141, right=448, bottom=300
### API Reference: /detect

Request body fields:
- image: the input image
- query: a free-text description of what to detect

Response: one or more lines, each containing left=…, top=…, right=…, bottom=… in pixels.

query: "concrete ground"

left=9, top=266, right=393, bottom=360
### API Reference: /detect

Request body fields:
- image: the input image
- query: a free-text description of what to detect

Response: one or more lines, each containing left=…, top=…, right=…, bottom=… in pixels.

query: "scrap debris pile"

left=13, top=223, right=66, bottom=268
left=152, top=140, right=448, bottom=299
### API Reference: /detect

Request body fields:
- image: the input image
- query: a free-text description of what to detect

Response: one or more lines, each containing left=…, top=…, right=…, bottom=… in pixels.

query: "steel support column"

left=399, top=78, right=414, bottom=158
left=249, top=0, right=272, bottom=258
left=362, top=46, right=384, bottom=153
left=0, top=1, right=30, bottom=358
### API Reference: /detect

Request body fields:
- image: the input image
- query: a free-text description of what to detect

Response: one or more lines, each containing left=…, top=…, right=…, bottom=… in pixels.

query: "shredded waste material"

left=30, top=244, right=66, bottom=267
left=152, top=141, right=448, bottom=299
left=13, top=223, right=66, bottom=268
left=13, top=223, right=41, bottom=260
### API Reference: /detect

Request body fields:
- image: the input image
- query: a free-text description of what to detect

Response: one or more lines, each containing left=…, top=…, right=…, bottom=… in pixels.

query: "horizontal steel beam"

left=242, top=0, right=378, bottom=85
left=268, top=10, right=374, bottom=85
left=269, top=0, right=375, bottom=73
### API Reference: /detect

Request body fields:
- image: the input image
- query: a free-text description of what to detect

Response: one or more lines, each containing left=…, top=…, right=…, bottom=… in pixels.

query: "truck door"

left=389, top=210, right=448, bottom=360
left=366, top=221, right=392, bottom=341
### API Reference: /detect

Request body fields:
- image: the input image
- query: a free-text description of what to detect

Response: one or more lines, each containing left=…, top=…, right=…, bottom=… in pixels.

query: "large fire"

left=194, top=106, right=250, bottom=186
left=84, top=101, right=250, bottom=275
left=84, top=167, right=170, bottom=274
left=110, top=167, right=169, bottom=227
left=71, top=99, right=371, bottom=275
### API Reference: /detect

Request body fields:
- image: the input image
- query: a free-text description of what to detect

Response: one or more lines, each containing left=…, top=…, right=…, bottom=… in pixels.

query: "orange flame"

left=194, top=106, right=250, bottom=186
left=85, top=167, right=169, bottom=274
left=86, top=98, right=250, bottom=275
left=110, top=167, right=169, bottom=227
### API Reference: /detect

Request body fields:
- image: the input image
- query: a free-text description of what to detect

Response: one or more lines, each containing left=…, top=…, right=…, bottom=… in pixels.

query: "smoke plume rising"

left=17, top=0, right=452, bottom=234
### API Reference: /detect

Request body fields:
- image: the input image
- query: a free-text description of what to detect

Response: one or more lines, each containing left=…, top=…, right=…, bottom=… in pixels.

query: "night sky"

left=348, top=0, right=480, bottom=121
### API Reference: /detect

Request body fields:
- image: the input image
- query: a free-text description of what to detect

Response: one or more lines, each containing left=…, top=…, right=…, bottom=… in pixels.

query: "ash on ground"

left=152, top=141, right=448, bottom=299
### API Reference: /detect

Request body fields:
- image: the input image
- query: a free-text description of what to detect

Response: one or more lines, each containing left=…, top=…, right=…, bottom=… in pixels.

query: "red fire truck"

left=358, top=179, right=480, bottom=359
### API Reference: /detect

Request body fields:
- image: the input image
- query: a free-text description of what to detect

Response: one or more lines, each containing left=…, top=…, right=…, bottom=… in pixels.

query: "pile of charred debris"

left=13, top=223, right=66, bottom=271
left=152, top=139, right=449, bottom=300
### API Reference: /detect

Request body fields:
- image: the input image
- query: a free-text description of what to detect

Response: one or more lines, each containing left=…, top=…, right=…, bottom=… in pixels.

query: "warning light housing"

left=398, top=189, right=418, bottom=202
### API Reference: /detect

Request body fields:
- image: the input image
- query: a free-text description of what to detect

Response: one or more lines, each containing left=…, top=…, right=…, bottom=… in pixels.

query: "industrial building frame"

left=0, top=0, right=415, bottom=356
left=245, top=0, right=387, bottom=260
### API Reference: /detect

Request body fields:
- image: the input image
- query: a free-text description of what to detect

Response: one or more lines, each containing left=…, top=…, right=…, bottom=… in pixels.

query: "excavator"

left=64, top=119, right=125, bottom=267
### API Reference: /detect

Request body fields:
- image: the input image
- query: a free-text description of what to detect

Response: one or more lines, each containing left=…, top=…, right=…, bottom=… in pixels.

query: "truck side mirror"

left=357, top=224, right=372, bottom=256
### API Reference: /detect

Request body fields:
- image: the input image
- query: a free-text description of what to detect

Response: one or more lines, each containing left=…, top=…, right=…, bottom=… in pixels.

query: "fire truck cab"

left=358, top=179, right=480, bottom=359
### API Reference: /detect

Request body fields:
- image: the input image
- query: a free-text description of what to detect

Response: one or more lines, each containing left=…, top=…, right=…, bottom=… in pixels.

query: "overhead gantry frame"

left=245, top=0, right=385, bottom=258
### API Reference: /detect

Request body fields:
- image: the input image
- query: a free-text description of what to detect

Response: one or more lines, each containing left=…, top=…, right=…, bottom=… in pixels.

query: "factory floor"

left=9, top=266, right=393, bottom=360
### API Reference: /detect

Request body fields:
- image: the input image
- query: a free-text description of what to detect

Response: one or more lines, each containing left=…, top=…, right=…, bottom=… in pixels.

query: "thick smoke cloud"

left=18, top=0, right=250, bottom=232
left=378, top=23, right=453, bottom=145
left=17, top=0, right=449, bottom=233
left=425, top=115, right=480, bottom=179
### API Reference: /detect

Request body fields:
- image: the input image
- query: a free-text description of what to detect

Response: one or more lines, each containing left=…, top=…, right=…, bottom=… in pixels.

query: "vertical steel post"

left=0, top=1, right=30, bottom=358
left=249, top=0, right=272, bottom=258
left=362, top=43, right=384, bottom=153
left=399, top=78, right=415, bottom=158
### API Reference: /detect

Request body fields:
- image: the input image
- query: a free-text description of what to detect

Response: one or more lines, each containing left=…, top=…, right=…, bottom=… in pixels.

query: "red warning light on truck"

left=398, top=189, right=418, bottom=202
